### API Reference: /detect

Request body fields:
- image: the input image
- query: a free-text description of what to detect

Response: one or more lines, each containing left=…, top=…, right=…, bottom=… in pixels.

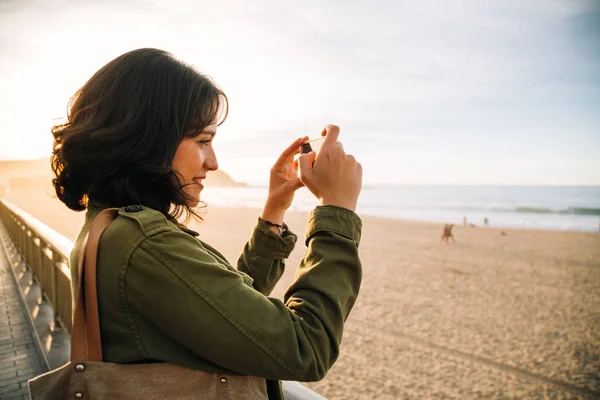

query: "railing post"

left=54, top=258, right=72, bottom=331
left=40, top=244, right=52, bottom=305
left=8, top=214, right=16, bottom=241
left=51, top=251, right=65, bottom=319
left=44, top=246, right=57, bottom=308
left=32, top=236, right=43, bottom=285
left=26, top=229, right=33, bottom=267
left=11, top=216, right=17, bottom=240
left=12, top=216, right=18, bottom=243
left=19, top=222, right=26, bottom=257
left=15, top=221, right=21, bottom=252
left=22, top=222, right=28, bottom=256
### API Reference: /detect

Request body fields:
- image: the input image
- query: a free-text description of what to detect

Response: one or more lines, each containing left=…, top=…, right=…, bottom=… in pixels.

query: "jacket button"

left=75, top=363, right=85, bottom=372
left=220, top=377, right=227, bottom=384
left=124, top=205, right=143, bottom=212
left=75, top=392, right=83, bottom=399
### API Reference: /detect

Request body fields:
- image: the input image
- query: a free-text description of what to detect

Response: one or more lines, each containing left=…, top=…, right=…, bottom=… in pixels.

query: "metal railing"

left=0, top=197, right=326, bottom=400
left=0, top=198, right=74, bottom=333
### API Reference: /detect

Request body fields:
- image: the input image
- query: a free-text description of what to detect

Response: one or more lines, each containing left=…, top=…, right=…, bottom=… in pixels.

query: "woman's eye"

left=197, top=139, right=212, bottom=146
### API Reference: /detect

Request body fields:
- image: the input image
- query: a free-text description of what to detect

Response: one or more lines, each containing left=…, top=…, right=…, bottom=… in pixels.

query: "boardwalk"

left=0, top=223, right=46, bottom=399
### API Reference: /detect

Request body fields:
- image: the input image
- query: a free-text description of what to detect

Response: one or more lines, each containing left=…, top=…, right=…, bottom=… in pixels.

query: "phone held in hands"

left=294, top=137, right=324, bottom=171
left=301, top=137, right=325, bottom=154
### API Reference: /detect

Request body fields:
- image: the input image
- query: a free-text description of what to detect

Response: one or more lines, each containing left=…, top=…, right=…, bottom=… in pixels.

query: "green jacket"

left=70, top=204, right=362, bottom=399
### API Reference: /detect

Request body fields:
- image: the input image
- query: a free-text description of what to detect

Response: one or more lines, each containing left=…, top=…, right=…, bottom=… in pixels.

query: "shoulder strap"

left=71, top=208, right=120, bottom=361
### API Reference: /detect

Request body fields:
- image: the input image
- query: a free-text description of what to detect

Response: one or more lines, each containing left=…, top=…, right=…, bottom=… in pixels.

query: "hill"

left=0, top=157, right=245, bottom=190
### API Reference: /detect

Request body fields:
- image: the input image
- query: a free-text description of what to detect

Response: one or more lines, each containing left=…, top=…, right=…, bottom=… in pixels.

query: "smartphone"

left=300, top=137, right=325, bottom=154
left=294, top=137, right=324, bottom=170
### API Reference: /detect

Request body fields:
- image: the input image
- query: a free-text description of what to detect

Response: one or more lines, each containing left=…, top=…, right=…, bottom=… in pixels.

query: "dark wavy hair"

left=51, top=48, right=228, bottom=220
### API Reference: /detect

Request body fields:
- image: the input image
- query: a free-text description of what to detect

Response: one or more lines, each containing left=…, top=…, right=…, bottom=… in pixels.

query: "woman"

left=51, top=48, right=363, bottom=399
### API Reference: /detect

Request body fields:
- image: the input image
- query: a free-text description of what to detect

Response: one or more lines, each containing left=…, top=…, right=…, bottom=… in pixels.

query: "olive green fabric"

left=69, top=204, right=362, bottom=400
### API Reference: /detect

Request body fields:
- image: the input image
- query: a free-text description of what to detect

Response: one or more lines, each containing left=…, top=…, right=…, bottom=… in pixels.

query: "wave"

left=205, top=187, right=600, bottom=217
left=515, top=207, right=554, bottom=214
left=439, top=204, right=600, bottom=216
left=514, top=207, right=600, bottom=216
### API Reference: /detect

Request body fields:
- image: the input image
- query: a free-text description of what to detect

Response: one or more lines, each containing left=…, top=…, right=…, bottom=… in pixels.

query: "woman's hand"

left=261, top=136, right=308, bottom=225
left=298, top=125, right=362, bottom=212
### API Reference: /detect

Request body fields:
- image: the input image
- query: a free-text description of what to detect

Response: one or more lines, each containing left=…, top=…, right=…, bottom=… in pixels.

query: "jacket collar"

left=87, top=203, right=200, bottom=237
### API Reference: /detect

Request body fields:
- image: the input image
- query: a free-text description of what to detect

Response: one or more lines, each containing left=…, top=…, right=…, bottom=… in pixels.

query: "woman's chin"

left=184, top=189, right=202, bottom=208
left=187, top=198, right=201, bottom=208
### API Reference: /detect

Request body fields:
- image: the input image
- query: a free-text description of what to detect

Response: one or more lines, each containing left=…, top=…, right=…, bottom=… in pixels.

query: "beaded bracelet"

left=259, top=217, right=288, bottom=236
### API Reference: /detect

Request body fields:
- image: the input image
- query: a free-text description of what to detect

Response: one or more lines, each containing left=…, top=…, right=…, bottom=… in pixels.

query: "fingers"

left=320, top=124, right=340, bottom=151
left=297, top=151, right=317, bottom=181
left=275, top=136, right=309, bottom=165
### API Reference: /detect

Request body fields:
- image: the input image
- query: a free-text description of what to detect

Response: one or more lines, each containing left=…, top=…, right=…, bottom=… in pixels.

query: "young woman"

left=51, top=48, right=363, bottom=399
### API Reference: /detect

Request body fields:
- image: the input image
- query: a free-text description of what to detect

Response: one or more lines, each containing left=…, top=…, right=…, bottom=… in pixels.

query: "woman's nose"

left=204, top=153, right=218, bottom=171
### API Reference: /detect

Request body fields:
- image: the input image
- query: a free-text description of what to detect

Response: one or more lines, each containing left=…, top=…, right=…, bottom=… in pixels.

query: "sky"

left=0, top=0, right=599, bottom=185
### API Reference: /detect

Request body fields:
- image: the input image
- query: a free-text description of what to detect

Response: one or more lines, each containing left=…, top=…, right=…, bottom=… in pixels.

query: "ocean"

left=201, top=185, right=600, bottom=232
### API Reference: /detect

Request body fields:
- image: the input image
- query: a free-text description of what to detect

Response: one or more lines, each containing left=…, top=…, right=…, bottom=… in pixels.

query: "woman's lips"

left=193, top=177, right=204, bottom=188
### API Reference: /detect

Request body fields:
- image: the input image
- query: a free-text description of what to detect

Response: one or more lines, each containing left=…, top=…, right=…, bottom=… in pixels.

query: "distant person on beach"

left=441, top=224, right=456, bottom=243
left=463, top=216, right=467, bottom=226
left=484, top=217, right=489, bottom=227
left=48, top=48, right=363, bottom=399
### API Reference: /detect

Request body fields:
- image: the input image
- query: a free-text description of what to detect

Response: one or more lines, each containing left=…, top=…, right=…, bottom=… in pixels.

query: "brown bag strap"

left=71, top=208, right=120, bottom=361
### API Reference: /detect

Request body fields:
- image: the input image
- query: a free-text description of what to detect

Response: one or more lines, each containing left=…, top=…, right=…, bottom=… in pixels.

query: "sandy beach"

left=3, top=189, right=600, bottom=399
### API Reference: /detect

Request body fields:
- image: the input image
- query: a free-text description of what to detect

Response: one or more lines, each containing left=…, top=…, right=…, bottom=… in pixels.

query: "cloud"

left=0, top=0, right=598, bottom=184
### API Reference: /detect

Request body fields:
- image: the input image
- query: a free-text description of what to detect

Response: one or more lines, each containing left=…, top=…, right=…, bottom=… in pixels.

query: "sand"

left=3, top=189, right=600, bottom=399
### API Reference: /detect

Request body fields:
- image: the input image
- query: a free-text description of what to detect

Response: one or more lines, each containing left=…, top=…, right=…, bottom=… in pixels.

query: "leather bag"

left=28, top=208, right=268, bottom=399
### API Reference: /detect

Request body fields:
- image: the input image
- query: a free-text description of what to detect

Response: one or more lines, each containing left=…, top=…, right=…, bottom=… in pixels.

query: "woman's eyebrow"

left=196, top=129, right=216, bottom=137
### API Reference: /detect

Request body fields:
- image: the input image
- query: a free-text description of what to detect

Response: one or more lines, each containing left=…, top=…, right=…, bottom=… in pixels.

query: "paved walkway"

left=0, top=223, right=46, bottom=399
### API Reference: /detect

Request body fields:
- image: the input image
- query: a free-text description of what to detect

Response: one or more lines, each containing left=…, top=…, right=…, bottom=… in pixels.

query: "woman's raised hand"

left=263, top=136, right=308, bottom=218
left=297, top=125, right=363, bottom=212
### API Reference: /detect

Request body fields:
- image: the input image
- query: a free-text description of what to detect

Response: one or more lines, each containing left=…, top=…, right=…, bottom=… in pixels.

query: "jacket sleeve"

left=235, top=218, right=297, bottom=295
left=125, top=205, right=362, bottom=382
